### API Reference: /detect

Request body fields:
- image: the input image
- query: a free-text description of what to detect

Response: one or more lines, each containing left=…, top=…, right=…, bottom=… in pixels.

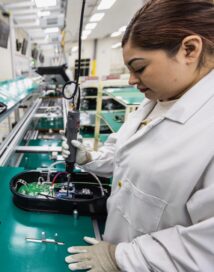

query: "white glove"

left=65, top=236, right=120, bottom=271
left=61, top=139, right=92, bottom=165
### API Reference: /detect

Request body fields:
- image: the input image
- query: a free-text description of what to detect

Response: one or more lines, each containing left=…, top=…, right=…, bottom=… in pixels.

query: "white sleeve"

left=115, top=158, right=214, bottom=272
left=81, top=132, right=118, bottom=177
left=81, top=100, right=148, bottom=178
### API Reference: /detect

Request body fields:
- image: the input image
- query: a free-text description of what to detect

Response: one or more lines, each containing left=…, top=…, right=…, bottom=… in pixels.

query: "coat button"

left=118, top=180, right=122, bottom=188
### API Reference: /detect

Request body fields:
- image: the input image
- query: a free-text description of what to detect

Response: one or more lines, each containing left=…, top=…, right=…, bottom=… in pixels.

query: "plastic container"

left=10, top=170, right=111, bottom=215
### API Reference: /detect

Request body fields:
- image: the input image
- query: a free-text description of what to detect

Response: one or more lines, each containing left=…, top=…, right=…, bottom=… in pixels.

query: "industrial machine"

left=6, top=67, right=110, bottom=216
left=5, top=0, right=110, bottom=217
left=0, top=2, right=110, bottom=271
left=0, top=70, right=109, bottom=272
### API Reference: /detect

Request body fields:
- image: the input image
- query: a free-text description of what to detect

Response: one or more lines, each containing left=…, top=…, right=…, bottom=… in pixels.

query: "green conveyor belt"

left=0, top=166, right=95, bottom=272
left=36, top=117, right=64, bottom=130
left=19, top=139, right=64, bottom=170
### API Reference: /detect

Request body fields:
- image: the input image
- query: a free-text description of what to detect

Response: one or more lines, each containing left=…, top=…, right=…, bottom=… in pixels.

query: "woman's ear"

left=180, top=35, right=203, bottom=64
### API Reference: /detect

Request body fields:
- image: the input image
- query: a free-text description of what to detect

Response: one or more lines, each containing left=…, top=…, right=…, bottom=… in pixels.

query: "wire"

left=38, top=193, right=56, bottom=199
left=51, top=172, right=66, bottom=186
left=49, top=165, right=106, bottom=197
left=62, top=0, right=86, bottom=111
left=47, top=161, right=66, bottom=183
left=77, top=165, right=105, bottom=196
left=76, top=0, right=86, bottom=89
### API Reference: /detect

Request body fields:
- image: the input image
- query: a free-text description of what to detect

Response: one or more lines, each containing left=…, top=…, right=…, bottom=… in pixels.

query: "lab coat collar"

left=165, top=69, right=214, bottom=124
left=119, top=70, right=214, bottom=149
left=132, top=98, right=156, bottom=121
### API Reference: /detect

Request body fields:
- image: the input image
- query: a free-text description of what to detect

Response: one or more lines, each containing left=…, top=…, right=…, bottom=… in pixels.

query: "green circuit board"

left=18, top=182, right=53, bottom=196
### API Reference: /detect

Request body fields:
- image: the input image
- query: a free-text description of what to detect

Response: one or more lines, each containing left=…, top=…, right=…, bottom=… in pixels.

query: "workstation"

left=0, top=0, right=213, bottom=271
left=0, top=66, right=108, bottom=271
left=0, top=1, right=144, bottom=271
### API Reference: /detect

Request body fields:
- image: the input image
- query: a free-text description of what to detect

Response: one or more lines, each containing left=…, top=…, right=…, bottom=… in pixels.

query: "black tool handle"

left=65, top=111, right=80, bottom=172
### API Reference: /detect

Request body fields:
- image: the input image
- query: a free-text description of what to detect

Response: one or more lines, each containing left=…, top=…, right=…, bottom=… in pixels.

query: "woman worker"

left=62, top=0, right=214, bottom=271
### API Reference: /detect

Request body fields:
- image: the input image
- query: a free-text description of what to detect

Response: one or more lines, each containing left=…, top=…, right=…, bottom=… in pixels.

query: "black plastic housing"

left=10, top=171, right=111, bottom=215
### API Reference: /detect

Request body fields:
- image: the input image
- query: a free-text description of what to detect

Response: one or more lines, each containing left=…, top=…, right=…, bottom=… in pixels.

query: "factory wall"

left=0, top=35, right=126, bottom=81
left=0, top=42, right=13, bottom=81
left=68, top=36, right=125, bottom=79
left=0, top=11, right=13, bottom=81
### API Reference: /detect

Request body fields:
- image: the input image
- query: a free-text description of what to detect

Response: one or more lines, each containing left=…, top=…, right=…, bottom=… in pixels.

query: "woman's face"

left=123, top=40, right=199, bottom=101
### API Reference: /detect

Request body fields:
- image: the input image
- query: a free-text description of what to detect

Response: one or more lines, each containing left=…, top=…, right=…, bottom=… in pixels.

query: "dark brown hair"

left=122, top=0, right=214, bottom=67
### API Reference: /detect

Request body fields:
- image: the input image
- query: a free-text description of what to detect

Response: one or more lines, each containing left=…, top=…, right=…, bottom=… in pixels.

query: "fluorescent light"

left=35, top=0, right=56, bottom=8
left=82, top=30, right=92, bottom=36
left=85, top=23, right=97, bottom=30
left=89, top=13, right=105, bottom=22
left=38, top=11, right=51, bottom=17
left=111, top=42, right=121, bottom=49
left=97, top=0, right=117, bottom=10
left=44, top=27, right=59, bottom=34
left=110, top=31, right=121, bottom=37
left=118, top=25, right=127, bottom=33
left=110, top=26, right=127, bottom=38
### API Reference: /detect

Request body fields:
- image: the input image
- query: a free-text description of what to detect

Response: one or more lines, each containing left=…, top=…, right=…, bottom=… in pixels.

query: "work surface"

left=0, top=167, right=95, bottom=272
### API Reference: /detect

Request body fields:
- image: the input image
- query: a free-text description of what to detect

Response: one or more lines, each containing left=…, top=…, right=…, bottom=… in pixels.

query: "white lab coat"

left=83, top=70, right=214, bottom=271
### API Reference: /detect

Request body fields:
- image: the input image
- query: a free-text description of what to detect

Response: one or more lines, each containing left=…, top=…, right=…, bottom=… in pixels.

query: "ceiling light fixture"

left=110, top=31, right=121, bottom=37
left=81, top=35, right=88, bottom=40
left=82, top=30, right=92, bottom=36
left=118, top=26, right=127, bottom=33
left=89, top=13, right=105, bottom=22
left=85, top=23, right=97, bottom=30
left=97, top=0, right=117, bottom=10
left=111, top=42, right=121, bottom=49
left=35, top=0, right=57, bottom=8
left=110, top=25, right=127, bottom=38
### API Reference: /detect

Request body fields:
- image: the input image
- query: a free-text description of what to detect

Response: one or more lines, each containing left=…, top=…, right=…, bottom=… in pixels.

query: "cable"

left=75, top=0, right=86, bottom=90
left=47, top=161, right=66, bottom=183
left=77, top=165, right=105, bottom=196
left=51, top=171, right=66, bottom=186
left=48, top=163, right=105, bottom=197
left=62, top=0, right=86, bottom=110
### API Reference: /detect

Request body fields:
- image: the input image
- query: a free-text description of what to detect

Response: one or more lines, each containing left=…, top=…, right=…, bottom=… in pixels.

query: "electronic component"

left=17, top=181, right=94, bottom=200
left=10, top=170, right=111, bottom=215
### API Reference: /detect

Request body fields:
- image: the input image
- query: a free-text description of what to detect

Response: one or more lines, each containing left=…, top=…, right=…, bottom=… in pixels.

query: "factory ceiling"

left=2, top=0, right=143, bottom=46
